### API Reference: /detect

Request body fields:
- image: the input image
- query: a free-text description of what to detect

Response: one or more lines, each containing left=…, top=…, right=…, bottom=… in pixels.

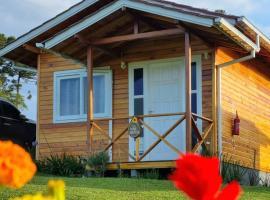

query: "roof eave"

left=39, top=0, right=214, bottom=49
left=215, top=17, right=260, bottom=52
left=0, top=0, right=100, bottom=57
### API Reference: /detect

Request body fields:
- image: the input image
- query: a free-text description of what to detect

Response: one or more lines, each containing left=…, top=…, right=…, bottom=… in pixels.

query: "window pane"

left=93, top=75, right=105, bottom=114
left=83, top=77, right=88, bottom=114
left=60, top=78, right=80, bottom=116
left=134, top=68, right=143, bottom=96
left=134, top=98, right=143, bottom=115
left=192, top=62, right=197, bottom=91
left=192, top=93, right=197, bottom=114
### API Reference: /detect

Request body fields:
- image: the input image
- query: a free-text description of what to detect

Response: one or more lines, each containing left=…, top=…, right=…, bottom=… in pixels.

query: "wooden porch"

left=90, top=112, right=214, bottom=167
left=82, top=16, right=217, bottom=167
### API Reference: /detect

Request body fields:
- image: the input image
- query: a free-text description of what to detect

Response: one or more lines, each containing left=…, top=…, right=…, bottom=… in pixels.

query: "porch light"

left=128, top=117, right=142, bottom=138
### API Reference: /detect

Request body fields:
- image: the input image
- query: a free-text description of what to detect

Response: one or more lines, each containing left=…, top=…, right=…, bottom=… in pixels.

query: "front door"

left=129, top=57, right=201, bottom=161
left=144, top=59, right=185, bottom=161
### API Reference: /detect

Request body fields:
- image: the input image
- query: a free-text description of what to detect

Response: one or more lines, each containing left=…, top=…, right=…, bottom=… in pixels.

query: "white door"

left=143, top=59, right=186, bottom=161
left=129, top=57, right=202, bottom=162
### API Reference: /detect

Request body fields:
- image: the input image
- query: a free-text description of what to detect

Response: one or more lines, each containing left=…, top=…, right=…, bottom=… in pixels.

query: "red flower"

left=170, top=154, right=241, bottom=200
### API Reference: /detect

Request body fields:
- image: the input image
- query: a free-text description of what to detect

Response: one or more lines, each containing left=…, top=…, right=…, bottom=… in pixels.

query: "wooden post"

left=135, top=137, right=140, bottom=161
left=87, top=47, right=94, bottom=154
left=185, top=32, right=192, bottom=152
left=212, top=49, right=218, bottom=154
left=35, top=54, right=41, bottom=160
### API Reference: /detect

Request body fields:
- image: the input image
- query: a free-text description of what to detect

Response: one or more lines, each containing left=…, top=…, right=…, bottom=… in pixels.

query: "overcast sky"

left=0, top=0, right=269, bottom=120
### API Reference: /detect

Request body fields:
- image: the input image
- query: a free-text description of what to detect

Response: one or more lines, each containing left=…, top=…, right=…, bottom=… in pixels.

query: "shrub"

left=36, top=154, right=85, bottom=176
left=221, top=155, right=247, bottom=183
left=86, top=151, right=109, bottom=177
left=138, top=169, right=160, bottom=179
left=247, top=170, right=260, bottom=186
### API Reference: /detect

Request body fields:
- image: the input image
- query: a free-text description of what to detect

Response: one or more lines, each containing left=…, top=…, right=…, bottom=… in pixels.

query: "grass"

left=0, top=175, right=270, bottom=200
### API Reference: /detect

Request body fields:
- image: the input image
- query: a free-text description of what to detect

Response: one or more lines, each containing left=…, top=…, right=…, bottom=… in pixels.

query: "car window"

left=0, top=101, right=21, bottom=119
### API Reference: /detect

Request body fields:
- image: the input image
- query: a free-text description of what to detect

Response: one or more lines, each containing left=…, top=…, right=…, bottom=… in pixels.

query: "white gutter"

left=216, top=34, right=260, bottom=160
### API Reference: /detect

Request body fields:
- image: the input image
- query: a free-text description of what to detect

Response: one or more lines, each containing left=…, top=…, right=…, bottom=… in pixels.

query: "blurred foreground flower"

left=170, top=154, right=242, bottom=200
left=0, top=141, right=37, bottom=188
left=11, top=180, right=65, bottom=200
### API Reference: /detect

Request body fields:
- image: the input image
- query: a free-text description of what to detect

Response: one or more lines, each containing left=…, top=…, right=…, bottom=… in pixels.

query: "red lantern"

left=232, top=111, right=240, bottom=136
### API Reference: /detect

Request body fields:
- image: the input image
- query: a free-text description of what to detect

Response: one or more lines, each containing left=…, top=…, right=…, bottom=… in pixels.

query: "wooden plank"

left=135, top=137, right=140, bottom=161
left=104, top=126, right=128, bottom=151
left=106, top=161, right=176, bottom=170
left=138, top=116, right=185, bottom=161
left=191, top=116, right=207, bottom=151
left=185, top=32, right=192, bottom=152
left=23, top=44, right=42, bottom=54
left=140, top=119, right=183, bottom=155
left=212, top=49, right=217, bottom=154
left=92, top=122, right=135, bottom=161
left=192, top=123, right=213, bottom=153
left=91, top=28, right=184, bottom=45
left=36, top=54, right=41, bottom=160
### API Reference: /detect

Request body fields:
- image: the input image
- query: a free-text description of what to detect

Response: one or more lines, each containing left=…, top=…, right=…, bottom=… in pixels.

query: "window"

left=191, top=62, right=201, bottom=147
left=54, top=69, right=112, bottom=123
left=132, top=68, right=144, bottom=155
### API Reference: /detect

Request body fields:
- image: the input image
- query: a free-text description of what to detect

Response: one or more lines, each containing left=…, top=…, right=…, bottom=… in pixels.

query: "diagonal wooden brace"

left=138, top=115, right=186, bottom=161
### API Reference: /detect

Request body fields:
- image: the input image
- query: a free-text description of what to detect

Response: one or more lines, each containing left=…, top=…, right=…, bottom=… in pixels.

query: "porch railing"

left=90, top=112, right=214, bottom=162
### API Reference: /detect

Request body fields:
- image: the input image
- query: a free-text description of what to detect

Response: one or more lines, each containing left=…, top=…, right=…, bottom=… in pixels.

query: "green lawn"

left=0, top=176, right=269, bottom=200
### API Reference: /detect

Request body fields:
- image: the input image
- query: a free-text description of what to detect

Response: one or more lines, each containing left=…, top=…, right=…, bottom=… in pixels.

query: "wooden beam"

left=185, top=32, right=192, bottom=152
left=192, top=123, right=214, bottom=153
left=23, top=44, right=42, bottom=54
left=134, top=20, right=139, bottom=34
left=92, top=122, right=136, bottom=161
left=87, top=47, right=94, bottom=154
left=140, top=119, right=183, bottom=155
left=138, top=116, right=185, bottom=161
left=212, top=48, right=218, bottom=154
left=35, top=54, right=41, bottom=160
left=74, top=34, right=118, bottom=58
left=90, top=28, right=184, bottom=45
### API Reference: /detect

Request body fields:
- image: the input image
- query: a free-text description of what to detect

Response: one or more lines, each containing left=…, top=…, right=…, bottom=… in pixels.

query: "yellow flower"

left=48, top=180, right=65, bottom=200
left=11, top=193, right=54, bottom=200
left=11, top=180, right=65, bottom=200
left=0, top=140, right=37, bottom=188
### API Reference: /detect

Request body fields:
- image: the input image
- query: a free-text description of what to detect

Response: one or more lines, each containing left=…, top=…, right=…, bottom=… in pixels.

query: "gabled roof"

left=0, top=0, right=269, bottom=67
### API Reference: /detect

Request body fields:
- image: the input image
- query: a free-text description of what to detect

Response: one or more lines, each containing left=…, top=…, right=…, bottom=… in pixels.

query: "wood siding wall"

left=216, top=48, right=270, bottom=173
left=38, top=36, right=213, bottom=162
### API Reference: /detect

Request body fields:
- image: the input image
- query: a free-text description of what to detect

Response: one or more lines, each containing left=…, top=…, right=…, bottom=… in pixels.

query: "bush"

left=221, top=155, right=247, bottom=184
left=36, top=154, right=85, bottom=176
left=247, top=170, right=260, bottom=186
left=86, top=151, right=109, bottom=177
left=138, top=169, right=160, bottom=179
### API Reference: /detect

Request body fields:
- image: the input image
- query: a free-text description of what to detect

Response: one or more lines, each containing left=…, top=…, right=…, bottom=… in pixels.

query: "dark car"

left=0, top=99, right=36, bottom=149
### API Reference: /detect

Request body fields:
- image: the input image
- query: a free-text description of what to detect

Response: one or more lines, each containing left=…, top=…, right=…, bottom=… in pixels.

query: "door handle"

left=148, top=110, right=154, bottom=114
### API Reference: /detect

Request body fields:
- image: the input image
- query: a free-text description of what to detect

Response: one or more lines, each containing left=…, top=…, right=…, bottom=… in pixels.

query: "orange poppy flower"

left=170, top=154, right=242, bottom=200
left=0, top=140, right=37, bottom=188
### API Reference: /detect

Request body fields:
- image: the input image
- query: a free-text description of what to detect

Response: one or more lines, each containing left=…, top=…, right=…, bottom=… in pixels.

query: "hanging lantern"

left=232, top=111, right=240, bottom=136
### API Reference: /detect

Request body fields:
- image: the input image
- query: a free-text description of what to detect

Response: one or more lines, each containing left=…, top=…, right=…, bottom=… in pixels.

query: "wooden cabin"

left=1, top=0, right=270, bottom=173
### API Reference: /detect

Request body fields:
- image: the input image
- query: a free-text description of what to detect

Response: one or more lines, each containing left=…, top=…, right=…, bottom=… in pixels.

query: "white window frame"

left=53, top=69, right=112, bottom=123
